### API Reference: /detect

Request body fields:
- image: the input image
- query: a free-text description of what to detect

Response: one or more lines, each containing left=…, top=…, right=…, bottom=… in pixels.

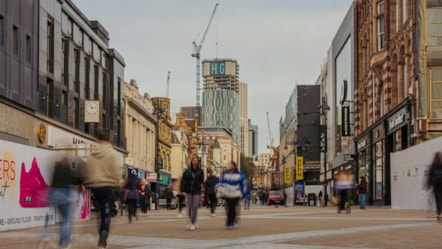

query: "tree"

left=240, top=153, right=254, bottom=180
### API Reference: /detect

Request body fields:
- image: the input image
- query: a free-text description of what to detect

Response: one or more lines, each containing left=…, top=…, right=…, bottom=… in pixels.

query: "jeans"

left=359, top=193, right=366, bottom=209
left=186, top=194, right=200, bottom=224
left=225, top=197, right=240, bottom=226
left=48, top=188, right=75, bottom=247
left=91, top=187, right=116, bottom=247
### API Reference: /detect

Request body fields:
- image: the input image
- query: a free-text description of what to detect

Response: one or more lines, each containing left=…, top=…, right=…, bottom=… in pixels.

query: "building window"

left=84, top=56, right=90, bottom=99
left=47, top=17, right=54, bottom=73
left=374, top=141, right=383, bottom=200
left=377, top=1, right=385, bottom=51
left=402, top=0, right=407, bottom=24
left=47, top=78, right=54, bottom=118
left=25, top=35, right=31, bottom=63
left=74, top=48, right=80, bottom=93
left=13, top=25, right=18, bottom=55
left=62, top=39, right=69, bottom=86
left=380, top=84, right=385, bottom=116
left=94, top=64, right=99, bottom=99
left=0, top=15, right=4, bottom=46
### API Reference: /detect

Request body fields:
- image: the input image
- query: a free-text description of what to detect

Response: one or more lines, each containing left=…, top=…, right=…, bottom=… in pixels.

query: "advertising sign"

left=296, top=156, right=304, bottom=181
left=0, top=140, right=90, bottom=231
left=341, top=101, right=351, bottom=136
left=284, top=166, right=291, bottom=184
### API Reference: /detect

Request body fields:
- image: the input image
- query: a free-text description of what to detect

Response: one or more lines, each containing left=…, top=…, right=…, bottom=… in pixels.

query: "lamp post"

left=153, top=103, right=165, bottom=210
left=319, top=96, right=330, bottom=200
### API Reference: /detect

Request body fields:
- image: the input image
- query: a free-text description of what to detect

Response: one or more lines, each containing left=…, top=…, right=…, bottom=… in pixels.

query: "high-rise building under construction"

left=201, top=59, right=240, bottom=145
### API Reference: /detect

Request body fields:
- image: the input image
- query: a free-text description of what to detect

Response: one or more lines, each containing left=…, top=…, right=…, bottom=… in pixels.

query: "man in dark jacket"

left=426, top=152, right=442, bottom=221
left=204, top=168, right=218, bottom=216
left=180, top=155, right=204, bottom=231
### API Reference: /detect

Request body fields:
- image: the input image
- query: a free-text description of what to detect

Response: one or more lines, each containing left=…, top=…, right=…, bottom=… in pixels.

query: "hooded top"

left=83, top=142, right=120, bottom=188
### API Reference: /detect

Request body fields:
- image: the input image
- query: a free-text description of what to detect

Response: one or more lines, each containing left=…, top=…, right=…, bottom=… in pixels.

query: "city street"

left=0, top=204, right=440, bottom=249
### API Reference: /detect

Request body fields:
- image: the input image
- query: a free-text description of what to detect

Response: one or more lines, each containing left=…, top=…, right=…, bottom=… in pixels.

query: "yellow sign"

left=296, top=156, right=304, bottom=180
left=284, top=166, right=291, bottom=184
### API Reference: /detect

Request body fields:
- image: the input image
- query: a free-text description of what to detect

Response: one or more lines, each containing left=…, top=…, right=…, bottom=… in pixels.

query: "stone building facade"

left=354, top=0, right=442, bottom=205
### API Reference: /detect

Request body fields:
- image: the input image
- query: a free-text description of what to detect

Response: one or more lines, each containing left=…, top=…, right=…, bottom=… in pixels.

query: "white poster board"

left=391, top=136, right=442, bottom=210
left=0, top=140, right=90, bottom=231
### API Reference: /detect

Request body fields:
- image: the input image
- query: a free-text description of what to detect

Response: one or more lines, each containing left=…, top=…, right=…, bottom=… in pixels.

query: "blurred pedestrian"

left=138, top=179, right=151, bottom=214
left=174, top=176, right=186, bottom=217
left=426, top=151, right=442, bottom=222
left=219, top=161, right=247, bottom=230
left=82, top=129, right=121, bottom=249
left=318, top=191, right=323, bottom=207
left=180, top=154, right=204, bottom=231
left=123, top=170, right=140, bottom=223
left=48, top=157, right=82, bottom=249
left=357, top=176, right=367, bottom=210
left=205, top=168, right=218, bottom=217
left=165, top=186, right=174, bottom=210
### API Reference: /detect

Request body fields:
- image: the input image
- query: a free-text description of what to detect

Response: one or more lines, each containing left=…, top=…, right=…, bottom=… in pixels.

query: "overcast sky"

left=73, top=0, right=352, bottom=153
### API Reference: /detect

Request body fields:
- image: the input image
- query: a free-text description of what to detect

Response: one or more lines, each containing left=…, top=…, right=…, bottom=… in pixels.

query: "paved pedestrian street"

left=0, top=206, right=440, bottom=249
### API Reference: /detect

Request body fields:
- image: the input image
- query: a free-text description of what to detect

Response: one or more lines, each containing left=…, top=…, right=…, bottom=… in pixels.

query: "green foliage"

left=240, top=153, right=255, bottom=180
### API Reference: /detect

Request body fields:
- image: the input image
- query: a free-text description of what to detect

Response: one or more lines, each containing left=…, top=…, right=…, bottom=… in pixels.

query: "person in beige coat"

left=83, top=129, right=121, bottom=249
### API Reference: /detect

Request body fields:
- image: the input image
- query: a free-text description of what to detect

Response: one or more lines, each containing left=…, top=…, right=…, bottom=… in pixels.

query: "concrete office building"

left=0, top=0, right=125, bottom=158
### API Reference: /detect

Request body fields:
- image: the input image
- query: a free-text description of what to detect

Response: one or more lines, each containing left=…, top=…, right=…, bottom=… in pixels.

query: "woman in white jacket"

left=219, top=161, right=247, bottom=230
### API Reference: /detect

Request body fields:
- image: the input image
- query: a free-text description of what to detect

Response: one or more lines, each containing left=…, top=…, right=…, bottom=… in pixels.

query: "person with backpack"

left=357, top=176, right=367, bottom=210
left=426, top=151, right=442, bottom=222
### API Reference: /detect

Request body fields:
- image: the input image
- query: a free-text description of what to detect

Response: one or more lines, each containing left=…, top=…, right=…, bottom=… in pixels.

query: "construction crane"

left=267, top=112, right=274, bottom=152
left=165, top=71, right=171, bottom=98
left=191, top=3, right=219, bottom=106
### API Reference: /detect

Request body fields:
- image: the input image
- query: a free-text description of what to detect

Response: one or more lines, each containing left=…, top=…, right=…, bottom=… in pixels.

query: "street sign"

left=296, top=156, right=304, bottom=181
left=284, top=166, right=291, bottom=184
left=344, top=154, right=355, bottom=161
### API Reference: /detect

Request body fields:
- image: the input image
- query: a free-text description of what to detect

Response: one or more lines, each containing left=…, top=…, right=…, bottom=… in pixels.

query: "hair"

left=432, top=151, right=442, bottom=164
left=96, top=129, right=110, bottom=141
left=230, top=161, right=238, bottom=172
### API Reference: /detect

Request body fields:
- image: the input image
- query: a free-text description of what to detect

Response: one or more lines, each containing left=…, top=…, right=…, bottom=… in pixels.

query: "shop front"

left=355, top=100, right=412, bottom=206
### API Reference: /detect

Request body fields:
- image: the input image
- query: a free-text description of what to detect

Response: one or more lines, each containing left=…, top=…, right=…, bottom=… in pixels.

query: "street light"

left=319, top=95, right=330, bottom=200
left=153, top=102, right=166, bottom=210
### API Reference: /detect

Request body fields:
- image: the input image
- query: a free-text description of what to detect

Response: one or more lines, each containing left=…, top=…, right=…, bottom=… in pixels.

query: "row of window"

left=0, top=14, right=33, bottom=63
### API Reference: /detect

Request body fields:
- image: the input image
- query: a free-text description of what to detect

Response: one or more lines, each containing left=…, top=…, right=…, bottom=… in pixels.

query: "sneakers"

left=211, top=213, right=216, bottom=217
left=234, top=223, right=240, bottom=228
left=190, top=224, right=196, bottom=231
left=226, top=225, right=234, bottom=230
left=20, top=157, right=49, bottom=208
left=186, top=224, right=191, bottom=230
left=177, top=213, right=184, bottom=218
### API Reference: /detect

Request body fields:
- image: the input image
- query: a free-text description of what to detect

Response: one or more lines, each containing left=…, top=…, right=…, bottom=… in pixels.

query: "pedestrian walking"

left=425, top=151, right=442, bottom=222
left=82, top=129, right=121, bottom=249
left=123, top=170, right=139, bottom=223
left=318, top=191, right=323, bottom=207
left=174, top=176, right=186, bottom=217
left=219, top=161, right=247, bottom=230
left=165, top=187, right=174, bottom=210
left=357, top=176, right=367, bottom=210
left=180, top=154, right=204, bottom=231
left=47, top=157, right=82, bottom=249
left=138, top=179, right=151, bottom=214
left=204, top=168, right=218, bottom=217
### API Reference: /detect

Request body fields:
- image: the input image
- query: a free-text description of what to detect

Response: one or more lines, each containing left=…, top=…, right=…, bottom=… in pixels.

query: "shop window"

left=375, top=141, right=383, bottom=200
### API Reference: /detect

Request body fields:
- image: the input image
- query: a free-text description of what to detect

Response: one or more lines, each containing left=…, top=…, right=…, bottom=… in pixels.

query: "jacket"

left=427, top=162, right=442, bottom=192
left=124, top=174, right=139, bottom=200
left=204, top=175, right=217, bottom=194
left=180, top=166, right=204, bottom=195
left=83, top=142, right=120, bottom=188
left=220, top=171, right=247, bottom=198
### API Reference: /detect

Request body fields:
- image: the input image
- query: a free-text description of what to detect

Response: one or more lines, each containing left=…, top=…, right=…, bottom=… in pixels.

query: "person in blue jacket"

left=219, top=160, right=247, bottom=230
